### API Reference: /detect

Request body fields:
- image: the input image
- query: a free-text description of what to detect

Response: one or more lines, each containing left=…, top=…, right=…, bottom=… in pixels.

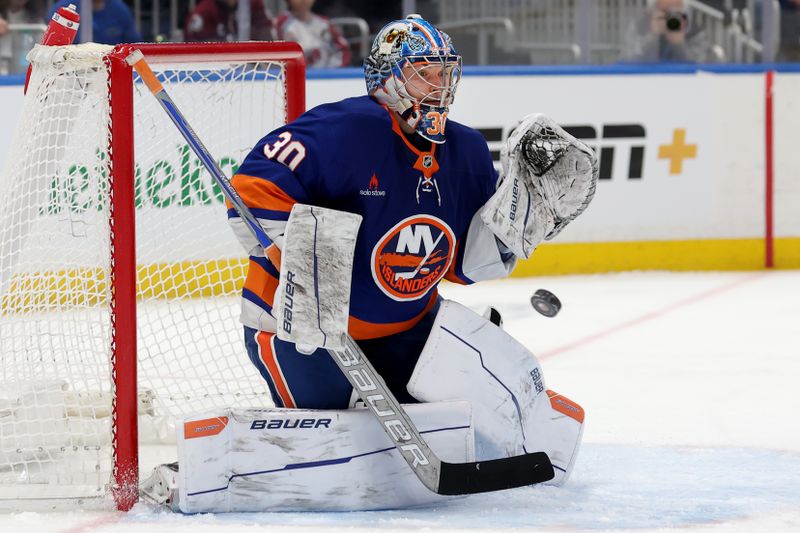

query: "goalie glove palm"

left=518, top=115, right=598, bottom=240
left=481, top=113, right=598, bottom=258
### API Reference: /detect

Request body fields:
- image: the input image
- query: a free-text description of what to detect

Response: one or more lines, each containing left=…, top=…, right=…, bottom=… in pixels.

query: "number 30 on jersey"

left=263, top=131, right=306, bottom=171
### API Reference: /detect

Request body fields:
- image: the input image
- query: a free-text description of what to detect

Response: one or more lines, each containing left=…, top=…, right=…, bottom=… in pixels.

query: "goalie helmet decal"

left=364, top=14, right=462, bottom=144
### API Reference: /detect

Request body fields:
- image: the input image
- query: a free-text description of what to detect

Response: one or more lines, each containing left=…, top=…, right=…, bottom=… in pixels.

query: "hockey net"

left=0, top=42, right=305, bottom=510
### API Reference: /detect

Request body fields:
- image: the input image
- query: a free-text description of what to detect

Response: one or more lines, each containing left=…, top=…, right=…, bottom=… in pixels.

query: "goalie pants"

left=243, top=299, right=440, bottom=409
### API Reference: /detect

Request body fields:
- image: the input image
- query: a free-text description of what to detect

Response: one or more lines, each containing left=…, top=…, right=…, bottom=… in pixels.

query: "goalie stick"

left=125, top=49, right=555, bottom=495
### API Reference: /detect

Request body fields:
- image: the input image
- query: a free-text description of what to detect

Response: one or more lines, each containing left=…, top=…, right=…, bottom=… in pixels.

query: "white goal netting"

left=0, top=43, right=294, bottom=508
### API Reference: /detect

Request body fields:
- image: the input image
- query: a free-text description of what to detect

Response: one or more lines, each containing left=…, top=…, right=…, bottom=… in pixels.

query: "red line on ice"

left=60, top=514, right=120, bottom=533
left=539, top=272, right=765, bottom=360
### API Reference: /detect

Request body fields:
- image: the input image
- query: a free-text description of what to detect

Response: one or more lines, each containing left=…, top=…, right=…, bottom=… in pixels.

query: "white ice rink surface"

left=2, top=270, right=799, bottom=533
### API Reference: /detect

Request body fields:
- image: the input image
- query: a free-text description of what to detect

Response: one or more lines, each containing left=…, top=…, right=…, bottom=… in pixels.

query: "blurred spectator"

left=620, top=0, right=715, bottom=62
left=47, top=0, right=140, bottom=44
left=780, top=0, right=800, bottom=61
left=1, top=0, right=43, bottom=29
left=185, top=0, right=274, bottom=41
left=1, top=0, right=44, bottom=73
left=276, top=0, right=350, bottom=67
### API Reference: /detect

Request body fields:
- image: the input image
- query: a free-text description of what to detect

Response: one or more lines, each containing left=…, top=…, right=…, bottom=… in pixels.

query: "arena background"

left=2, top=64, right=799, bottom=276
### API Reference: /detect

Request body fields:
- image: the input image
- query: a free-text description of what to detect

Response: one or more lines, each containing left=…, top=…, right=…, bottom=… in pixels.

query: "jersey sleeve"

left=227, top=120, right=322, bottom=265
left=445, top=136, right=516, bottom=285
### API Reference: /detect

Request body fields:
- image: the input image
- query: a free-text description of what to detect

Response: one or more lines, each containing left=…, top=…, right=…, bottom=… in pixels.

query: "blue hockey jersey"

left=228, top=95, right=513, bottom=339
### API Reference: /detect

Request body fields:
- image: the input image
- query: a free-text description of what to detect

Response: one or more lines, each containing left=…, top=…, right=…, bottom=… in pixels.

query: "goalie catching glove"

left=480, top=113, right=598, bottom=259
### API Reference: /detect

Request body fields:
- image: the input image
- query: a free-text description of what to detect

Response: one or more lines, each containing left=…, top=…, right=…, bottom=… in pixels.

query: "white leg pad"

left=176, top=401, right=473, bottom=512
left=406, top=299, right=584, bottom=484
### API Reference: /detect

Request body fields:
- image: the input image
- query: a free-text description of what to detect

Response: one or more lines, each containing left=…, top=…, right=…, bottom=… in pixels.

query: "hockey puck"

left=531, top=289, right=561, bottom=318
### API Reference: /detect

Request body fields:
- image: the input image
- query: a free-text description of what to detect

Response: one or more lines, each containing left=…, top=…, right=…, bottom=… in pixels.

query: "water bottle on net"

left=24, top=3, right=80, bottom=94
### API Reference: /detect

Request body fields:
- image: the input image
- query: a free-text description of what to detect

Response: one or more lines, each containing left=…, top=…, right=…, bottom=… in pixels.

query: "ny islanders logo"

left=371, top=215, right=455, bottom=301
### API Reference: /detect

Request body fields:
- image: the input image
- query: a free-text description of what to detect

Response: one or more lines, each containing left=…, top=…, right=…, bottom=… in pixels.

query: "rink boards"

left=0, top=65, right=798, bottom=278
left=301, top=66, right=800, bottom=274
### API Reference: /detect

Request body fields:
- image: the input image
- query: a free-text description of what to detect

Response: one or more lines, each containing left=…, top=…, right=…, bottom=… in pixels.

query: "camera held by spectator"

left=664, top=10, right=688, bottom=32
left=621, top=0, right=716, bottom=63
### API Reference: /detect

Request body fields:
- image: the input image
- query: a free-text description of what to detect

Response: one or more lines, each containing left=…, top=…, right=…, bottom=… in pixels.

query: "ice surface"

left=2, top=271, right=799, bottom=532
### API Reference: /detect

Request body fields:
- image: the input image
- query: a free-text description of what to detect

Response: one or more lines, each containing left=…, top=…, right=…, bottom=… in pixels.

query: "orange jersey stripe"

left=444, top=271, right=469, bottom=285
left=348, top=291, right=438, bottom=340
left=227, top=173, right=297, bottom=213
left=265, top=244, right=282, bottom=271
left=444, top=241, right=469, bottom=284
left=257, top=332, right=296, bottom=408
left=386, top=110, right=440, bottom=178
left=243, top=259, right=280, bottom=309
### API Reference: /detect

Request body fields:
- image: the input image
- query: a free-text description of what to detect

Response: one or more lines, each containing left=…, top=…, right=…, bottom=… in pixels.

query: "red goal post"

left=108, top=42, right=305, bottom=511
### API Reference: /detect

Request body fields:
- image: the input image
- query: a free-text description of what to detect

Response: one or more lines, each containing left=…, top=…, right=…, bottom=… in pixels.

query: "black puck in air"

left=531, top=289, right=561, bottom=318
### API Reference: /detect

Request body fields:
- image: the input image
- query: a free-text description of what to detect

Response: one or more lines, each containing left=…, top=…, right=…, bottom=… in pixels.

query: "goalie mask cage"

left=0, top=42, right=305, bottom=511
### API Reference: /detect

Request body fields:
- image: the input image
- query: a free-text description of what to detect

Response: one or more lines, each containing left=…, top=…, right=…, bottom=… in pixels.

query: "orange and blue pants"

left=243, top=300, right=439, bottom=409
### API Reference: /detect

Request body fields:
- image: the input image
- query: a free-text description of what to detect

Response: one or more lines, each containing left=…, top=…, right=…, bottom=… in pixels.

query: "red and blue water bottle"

left=24, top=3, right=80, bottom=94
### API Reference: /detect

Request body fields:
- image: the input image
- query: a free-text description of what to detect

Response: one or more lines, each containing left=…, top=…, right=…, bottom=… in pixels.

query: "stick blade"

left=437, top=452, right=554, bottom=495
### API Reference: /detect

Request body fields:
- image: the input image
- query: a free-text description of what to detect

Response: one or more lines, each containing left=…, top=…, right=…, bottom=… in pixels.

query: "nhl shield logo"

left=371, top=215, right=456, bottom=301
left=422, top=155, right=433, bottom=169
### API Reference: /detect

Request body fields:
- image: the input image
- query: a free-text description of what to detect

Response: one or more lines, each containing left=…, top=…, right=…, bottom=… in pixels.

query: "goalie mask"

left=365, top=14, right=462, bottom=144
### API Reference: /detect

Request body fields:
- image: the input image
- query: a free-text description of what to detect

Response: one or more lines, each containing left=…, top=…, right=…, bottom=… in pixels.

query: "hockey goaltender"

left=139, top=14, right=597, bottom=513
